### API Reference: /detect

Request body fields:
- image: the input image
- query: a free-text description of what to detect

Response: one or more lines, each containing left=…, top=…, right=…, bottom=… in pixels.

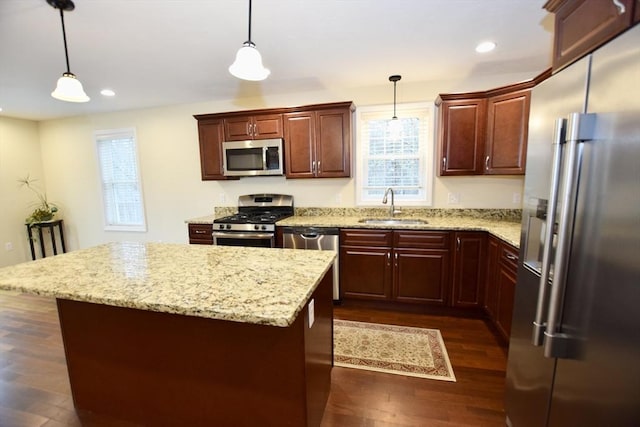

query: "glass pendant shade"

left=51, top=72, right=90, bottom=102
left=229, top=42, right=270, bottom=81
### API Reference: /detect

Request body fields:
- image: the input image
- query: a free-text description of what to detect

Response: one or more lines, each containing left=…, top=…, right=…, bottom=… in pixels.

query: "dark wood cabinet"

left=636, top=0, right=640, bottom=23
left=223, top=114, right=283, bottom=141
left=437, top=97, right=487, bottom=175
left=545, top=0, right=636, bottom=71
left=451, top=232, right=486, bottom=308
left=437, top=82, right=532, bottom=177
left=283, top=103, right=353, bottom=179
left=188, top=223, right=213, bottom=245
left=484, top=238, right=519, bottom=342
left=485, top=90, right=531, bottom=175
left=196, top=119, right=238, bottom=181
left=340, top=229, right=450, bottom=306
left=340, top=229, right=392, bottom=300
left=483, top=235, right=500, bottom=319
left=393, top=231, right=451, bottom=306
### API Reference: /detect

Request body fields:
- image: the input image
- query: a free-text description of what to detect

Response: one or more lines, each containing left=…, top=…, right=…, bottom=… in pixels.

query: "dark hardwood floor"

left=0, top=291, right=508, bottom=426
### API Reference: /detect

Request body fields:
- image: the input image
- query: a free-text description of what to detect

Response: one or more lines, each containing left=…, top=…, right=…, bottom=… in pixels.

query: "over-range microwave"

left=222, top=139, right=284, bottom=177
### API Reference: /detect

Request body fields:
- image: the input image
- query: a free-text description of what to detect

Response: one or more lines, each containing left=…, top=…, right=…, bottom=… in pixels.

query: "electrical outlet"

left=447, top=192, right=460, bottom=204
left=512, top=192, right=522, bottom=204
left=5, top=242, right=13, bottom=251
left=219, top=193, right=226, bottom=203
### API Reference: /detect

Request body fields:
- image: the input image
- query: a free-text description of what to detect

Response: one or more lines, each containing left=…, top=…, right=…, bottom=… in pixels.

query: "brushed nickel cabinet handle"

left=485, top=155, right=490, bottom=170
left=612, top=0, right=626, bottom=15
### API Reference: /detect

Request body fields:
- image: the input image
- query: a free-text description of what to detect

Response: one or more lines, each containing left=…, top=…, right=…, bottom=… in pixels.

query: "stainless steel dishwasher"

left=282, top=227, right=340, bottom=301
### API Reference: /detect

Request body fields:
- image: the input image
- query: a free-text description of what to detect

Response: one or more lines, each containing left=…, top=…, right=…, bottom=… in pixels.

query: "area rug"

left=333, top=319, right=456, bottom=382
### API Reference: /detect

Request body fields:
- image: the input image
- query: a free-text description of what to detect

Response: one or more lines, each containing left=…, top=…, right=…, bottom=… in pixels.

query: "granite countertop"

left=186, top=210, right=522, bottom=248
left=277, top=216, right=522, bottom=248
left=0, top=242, right=335, bottom=327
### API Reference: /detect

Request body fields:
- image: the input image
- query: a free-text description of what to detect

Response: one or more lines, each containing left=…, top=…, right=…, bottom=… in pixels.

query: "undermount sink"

left=358, top=218, right=428, bottom=225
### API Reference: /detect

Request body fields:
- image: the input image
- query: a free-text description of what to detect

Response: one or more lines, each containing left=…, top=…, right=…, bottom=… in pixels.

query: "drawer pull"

left=194, top=230, right=207, bottom=234
left=612, top=0, right=626, bottom=15
left=505, top=253, right=517, bottom=261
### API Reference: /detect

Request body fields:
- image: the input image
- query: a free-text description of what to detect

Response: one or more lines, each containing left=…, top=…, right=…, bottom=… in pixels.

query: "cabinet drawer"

left=340, top=229, right=392, bottom=247
left=394, top=231, right=450, bottom=249
left=188, top=224, right=213, bottom=244
left=499, top=243, right=519, bottom=273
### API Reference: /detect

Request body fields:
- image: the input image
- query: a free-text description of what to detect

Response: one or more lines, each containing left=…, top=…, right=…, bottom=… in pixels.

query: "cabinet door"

left=439, top=98, right=486, bottom=175
left=223, top=114, right=283, bottom=141
left=495, top=264, right=517, bottom=340
left=188, top=224, right=214, bottom=245
left=197, top=119, right=236, bottom=180
left=451, top=232, right=486, bottom=308
left=485, top=90, right=530, bottom=175
left=340, top=246, right=392, bottom=300
left=636, top=0, right=640, bottom=23
left=224, top=116, right=253, bottom=141
left=316, top=108, right=351, bottom=178
left=483, top=235, right=500, bottom=319
left=283, top=112, right=315, bottom=178
left=549, top=0, right=634, bottom=70
left=394, top=248, right=450, bottom=306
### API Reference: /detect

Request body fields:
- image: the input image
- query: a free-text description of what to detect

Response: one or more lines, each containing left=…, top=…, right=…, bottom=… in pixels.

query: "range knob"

left=218, top=224, right=225, bottom=230
left=226, top=224, right=232, bottom=230
left=254, top=225, right=260, bottom=230
left=261, top=225, right=267, bottom=230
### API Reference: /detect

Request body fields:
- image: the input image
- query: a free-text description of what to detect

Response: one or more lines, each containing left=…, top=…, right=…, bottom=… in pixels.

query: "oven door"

left=212, top=231, right=275, bottom=248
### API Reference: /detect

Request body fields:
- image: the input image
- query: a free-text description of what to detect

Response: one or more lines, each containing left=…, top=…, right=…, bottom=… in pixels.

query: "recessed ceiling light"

left=476, top=41, right=496, bottom=53
left=100, top=89, right=116, bottom=97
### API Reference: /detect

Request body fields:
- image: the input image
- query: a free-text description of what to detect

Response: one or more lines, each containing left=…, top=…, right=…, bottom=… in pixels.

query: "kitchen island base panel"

left=56, top=268, right=333, bottom=427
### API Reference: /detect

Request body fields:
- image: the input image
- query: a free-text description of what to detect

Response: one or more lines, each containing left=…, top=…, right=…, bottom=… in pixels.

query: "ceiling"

left=0, top=0, right=553, bottom=122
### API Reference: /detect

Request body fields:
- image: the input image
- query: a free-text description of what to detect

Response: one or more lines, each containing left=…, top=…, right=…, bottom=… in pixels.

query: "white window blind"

left=95, top=128, right=146, bottom=232
left=356, top=103, right=434, bottom=205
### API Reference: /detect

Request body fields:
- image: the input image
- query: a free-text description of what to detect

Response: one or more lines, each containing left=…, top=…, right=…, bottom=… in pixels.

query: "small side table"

left=26, top=219, right=66, bottom=260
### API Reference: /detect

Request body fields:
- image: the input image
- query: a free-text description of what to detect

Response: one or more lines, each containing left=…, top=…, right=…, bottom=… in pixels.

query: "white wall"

left=32, top=73, right=528, bottom=256
left=0, top=117, right=46, bottom=266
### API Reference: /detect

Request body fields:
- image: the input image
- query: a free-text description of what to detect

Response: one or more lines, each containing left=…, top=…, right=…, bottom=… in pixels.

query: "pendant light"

left=48, top=0, right=90, bottom=103
left=229, top=0, right=270, bottom=81
left=388, top=75, right=402, bottom=138
left=389, top=75, right=401, bottom=119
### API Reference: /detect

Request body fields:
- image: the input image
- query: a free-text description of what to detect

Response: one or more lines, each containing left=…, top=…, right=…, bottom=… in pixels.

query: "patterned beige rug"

left=333, top=319, right=456, bottom=382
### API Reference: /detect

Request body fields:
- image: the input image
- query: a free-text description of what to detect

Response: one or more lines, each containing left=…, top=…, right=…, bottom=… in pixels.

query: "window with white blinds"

left=356, top=103, right=434, bottom=205
left=95, top=128, right=146, bottom=231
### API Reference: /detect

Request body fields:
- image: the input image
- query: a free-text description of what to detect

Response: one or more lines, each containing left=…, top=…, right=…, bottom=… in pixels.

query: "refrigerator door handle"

left=532, top=117, right=566, bottom=346
left=543, top=112, right=596, bottom=359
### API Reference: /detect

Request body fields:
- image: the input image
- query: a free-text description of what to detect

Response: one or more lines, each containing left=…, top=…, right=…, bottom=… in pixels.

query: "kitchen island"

left=0, top=242, right=336, bottom=427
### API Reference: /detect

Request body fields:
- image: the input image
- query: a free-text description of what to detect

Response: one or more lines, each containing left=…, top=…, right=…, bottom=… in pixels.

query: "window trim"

left=355, top=102, right=435, bottom=207
left=94, top=128, right=147, bottom=232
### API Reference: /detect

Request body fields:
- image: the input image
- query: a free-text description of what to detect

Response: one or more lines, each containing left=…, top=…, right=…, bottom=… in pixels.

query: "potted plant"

left=19, top=174, right=59, bottom=225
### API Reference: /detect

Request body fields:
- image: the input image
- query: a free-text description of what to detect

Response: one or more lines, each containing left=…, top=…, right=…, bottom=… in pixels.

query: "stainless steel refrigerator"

left=505, top=24, right=640, bottom=427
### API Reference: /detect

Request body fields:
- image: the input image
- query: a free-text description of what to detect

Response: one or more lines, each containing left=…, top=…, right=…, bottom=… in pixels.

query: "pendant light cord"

left=247, top=0, right=253, bottom=43
left=58, top=7, right=71, bottom=74
left=393, top=81, right=397, bottom=119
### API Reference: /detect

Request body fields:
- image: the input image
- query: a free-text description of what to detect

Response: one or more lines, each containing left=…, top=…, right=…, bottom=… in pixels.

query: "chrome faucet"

left=382, top=187, right=401, bottom=217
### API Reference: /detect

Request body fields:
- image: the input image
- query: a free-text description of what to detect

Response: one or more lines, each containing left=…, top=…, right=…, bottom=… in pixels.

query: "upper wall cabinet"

left=194, top=101, right=354, bottom=181
left=485, top=89, right=531, bottom=175
left=436, top=81, right=535, bottom=176
left=438, top=97, right=487, bottom=175
left=283, top=103, right=354, bottom=179
left=195, top=118, right=238, bottom=181
left=223, top=114, right=283, bottom=141
left=544, top=0, right=637, bottom=71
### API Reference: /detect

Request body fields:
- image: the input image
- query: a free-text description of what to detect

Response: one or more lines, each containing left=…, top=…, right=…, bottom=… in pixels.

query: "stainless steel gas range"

left=212, top=194, right=294, bottom=248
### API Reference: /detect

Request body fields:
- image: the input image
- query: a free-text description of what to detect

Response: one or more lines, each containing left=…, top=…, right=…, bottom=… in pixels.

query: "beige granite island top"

left=0, top=242, right=335, bottom=327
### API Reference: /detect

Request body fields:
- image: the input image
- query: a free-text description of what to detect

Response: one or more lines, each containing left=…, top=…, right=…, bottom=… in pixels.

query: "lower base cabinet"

left=340, top=229, right=450, bottom=306
left=484, top=238, right=519, bottom=342
left=188, top=224, right=213, bottom=245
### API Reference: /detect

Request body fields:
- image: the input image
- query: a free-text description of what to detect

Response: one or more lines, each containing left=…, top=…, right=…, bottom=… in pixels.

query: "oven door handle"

left=212, top=232, right=275, bottom=240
